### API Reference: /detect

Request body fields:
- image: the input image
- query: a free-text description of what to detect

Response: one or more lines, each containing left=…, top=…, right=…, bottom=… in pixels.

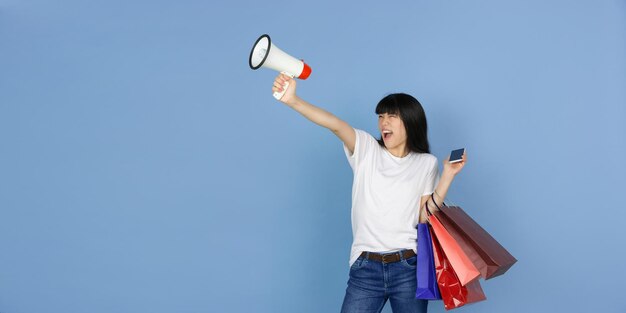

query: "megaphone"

left=249, top=34, right=312, bottom=100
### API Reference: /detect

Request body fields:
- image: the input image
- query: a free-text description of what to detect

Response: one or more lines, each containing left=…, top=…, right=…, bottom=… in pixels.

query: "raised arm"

left=272, top=73, right=356, bottom=154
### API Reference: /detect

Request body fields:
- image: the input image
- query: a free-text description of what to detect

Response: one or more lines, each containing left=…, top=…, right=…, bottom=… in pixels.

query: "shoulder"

left=344, top=128, right=381, bottom=163
left=414, top=153, right=438, bottom=168
left=354, top=128, right=374, bottom=139
left=416, top=152, right=437, bottom=163
left=354, top=129, right=380, bottom=146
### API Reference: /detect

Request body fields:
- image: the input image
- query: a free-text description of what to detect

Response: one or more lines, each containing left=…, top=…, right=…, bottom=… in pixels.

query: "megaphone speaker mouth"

left=249, top=34, right=271, bottom=70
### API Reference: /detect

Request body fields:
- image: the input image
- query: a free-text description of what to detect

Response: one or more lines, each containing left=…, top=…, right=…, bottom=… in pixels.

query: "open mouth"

left=383, top=130, right=393, bottom=140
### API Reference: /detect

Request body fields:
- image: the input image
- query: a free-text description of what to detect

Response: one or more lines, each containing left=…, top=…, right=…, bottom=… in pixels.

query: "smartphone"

left=449, top=148, right=465, bottom=164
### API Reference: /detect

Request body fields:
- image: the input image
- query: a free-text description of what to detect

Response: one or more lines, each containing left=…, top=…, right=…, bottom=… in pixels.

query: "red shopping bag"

left=433, top=210, right=489, bottom=279
left=431, top=195, right=517, bottom=279
left=431, top=227, right=487, bottom=310
left=428, top=202, right=480, bottom=286
left=439, top=205, right=517, bottom=279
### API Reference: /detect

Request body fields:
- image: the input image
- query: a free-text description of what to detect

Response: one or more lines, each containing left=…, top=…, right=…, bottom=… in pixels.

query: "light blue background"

left=1, top=1, right=625, bottom=312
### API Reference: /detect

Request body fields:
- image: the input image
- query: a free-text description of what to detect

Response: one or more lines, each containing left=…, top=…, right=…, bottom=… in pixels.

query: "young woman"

left=272, top=74, right=467, bottom=313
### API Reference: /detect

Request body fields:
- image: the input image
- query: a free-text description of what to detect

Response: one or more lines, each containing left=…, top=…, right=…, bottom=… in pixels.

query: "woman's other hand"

left=442, top=151, right=467, bottom=177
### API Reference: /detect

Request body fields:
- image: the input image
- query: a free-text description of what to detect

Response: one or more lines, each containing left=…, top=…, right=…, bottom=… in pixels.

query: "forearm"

left=286, top=96, right=341, bottom=131
left=423, top=152, right=467, bottom=217
left=430, top=171, right=455, bottom=208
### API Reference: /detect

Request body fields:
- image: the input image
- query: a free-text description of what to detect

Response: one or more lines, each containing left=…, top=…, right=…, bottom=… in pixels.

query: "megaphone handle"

left=273, top=72, right=295, bottom=100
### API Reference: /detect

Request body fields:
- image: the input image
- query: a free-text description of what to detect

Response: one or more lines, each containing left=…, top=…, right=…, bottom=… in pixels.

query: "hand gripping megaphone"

left=249, top=34, right=312, bottom=100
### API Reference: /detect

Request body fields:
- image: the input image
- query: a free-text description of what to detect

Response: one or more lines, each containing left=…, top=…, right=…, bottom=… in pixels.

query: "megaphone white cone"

left=248, top=34, right=312, bottom=80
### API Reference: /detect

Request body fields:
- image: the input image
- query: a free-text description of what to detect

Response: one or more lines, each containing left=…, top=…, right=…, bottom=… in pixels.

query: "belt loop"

left=366, top=251, right=370, bottom=261
left=399, top=249, right=405, bottom=261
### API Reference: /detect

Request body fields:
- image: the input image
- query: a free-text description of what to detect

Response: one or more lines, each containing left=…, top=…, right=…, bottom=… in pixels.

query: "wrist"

left=441, top=169, right=456, bottom=180
left=285, top=96, right=301, bottom=108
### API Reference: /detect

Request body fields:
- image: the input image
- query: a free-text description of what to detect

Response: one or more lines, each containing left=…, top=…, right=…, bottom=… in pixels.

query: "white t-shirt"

left=343, top=128, right=439, bottom=267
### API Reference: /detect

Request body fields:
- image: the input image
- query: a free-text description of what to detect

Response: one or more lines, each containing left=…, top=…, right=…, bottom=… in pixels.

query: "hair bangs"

left=375, top=95, right=400, bottom=116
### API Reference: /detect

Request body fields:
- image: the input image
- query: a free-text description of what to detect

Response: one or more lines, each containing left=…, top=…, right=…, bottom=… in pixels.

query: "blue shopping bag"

left=415, top=223, right=441, bottom=299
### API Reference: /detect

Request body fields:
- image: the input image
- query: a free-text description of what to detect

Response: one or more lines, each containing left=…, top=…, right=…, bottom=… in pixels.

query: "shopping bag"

left=431, top=227, right=487, bottom=310
left=427, top=202, right=480, bottom=286
left=433, top=196, right=517, bottom=279
left=433, top=210, right=489, bottom=279
left=415, top=223, right=441, bottom=299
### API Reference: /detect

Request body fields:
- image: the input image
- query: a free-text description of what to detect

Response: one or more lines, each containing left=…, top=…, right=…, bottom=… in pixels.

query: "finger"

left=273, top=82, right=285, bottom=91
left=275, top=79, right=288, bottom=88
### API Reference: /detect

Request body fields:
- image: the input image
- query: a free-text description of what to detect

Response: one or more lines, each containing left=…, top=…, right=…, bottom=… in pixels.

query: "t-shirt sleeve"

left=343, top=128, right=376, bottom=170
left=422, top=157, right=440, bottom=196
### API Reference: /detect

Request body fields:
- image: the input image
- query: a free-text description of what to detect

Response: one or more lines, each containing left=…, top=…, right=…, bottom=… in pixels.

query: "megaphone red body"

left=249, top=34, right=311, bottom=99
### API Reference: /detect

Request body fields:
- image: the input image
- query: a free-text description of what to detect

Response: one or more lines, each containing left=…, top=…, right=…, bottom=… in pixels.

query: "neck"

left=387, top=145, right=409, bottom=158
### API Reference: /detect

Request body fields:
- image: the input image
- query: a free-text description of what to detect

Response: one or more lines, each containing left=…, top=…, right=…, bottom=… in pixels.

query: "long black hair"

left=375, top=93, right=430, bottom=154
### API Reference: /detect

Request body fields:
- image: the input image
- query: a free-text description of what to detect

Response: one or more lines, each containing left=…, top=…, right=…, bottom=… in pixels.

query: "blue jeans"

left=340, top=250, right=428, bottom=313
